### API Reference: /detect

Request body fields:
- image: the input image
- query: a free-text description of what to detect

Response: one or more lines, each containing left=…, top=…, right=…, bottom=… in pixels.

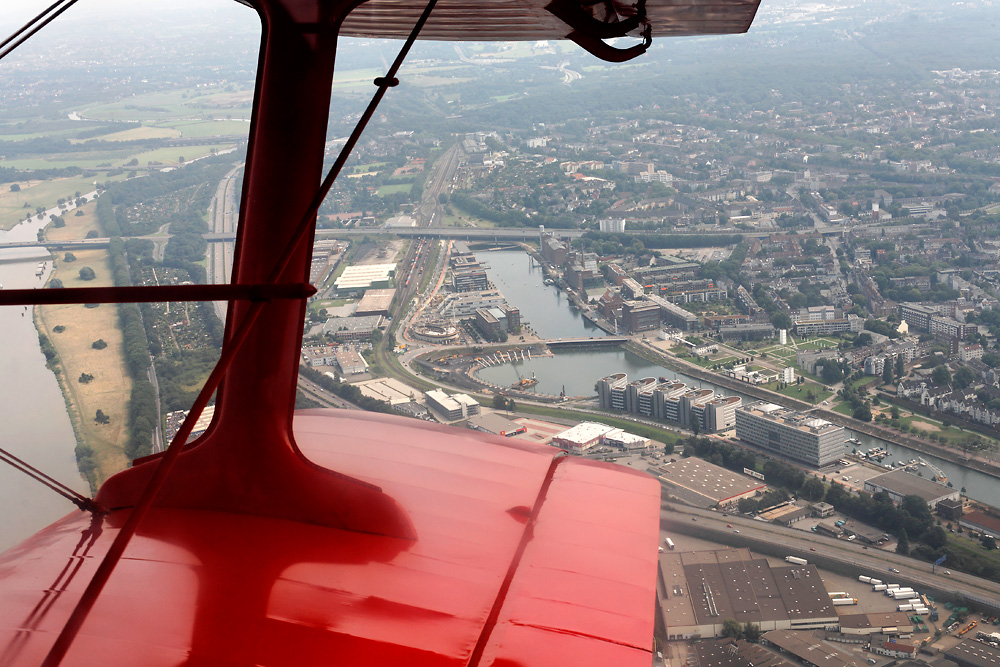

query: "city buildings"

left=596, top=373, right=740, bottom=433
left=735, top=402, right=845, bottom=468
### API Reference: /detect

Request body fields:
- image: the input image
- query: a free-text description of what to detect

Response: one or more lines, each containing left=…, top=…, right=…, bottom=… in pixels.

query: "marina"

left=476, top=247, right=1000, bottom=507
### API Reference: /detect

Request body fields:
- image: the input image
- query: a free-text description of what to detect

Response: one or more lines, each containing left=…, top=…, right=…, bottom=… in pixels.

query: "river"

left=476, top=248, right=1000, bottom=508
left=0, top=204, right=92, bottom=551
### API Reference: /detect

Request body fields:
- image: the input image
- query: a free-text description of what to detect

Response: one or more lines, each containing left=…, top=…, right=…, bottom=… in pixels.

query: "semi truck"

left=785, top=556, right=808, bottom=565
left=833, top=598, right=858, bottom=606
left=664, top=538, right=675, bottom=551
left=859, top=575, right=872, bottom=583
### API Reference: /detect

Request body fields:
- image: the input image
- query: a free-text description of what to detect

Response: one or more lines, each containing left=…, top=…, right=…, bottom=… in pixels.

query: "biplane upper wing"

left=342, top=0, right=761, bottom=40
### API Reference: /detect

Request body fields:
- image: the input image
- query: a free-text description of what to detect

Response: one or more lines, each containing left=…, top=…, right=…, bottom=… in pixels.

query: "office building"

left=736, top=402, right=845, bottom=468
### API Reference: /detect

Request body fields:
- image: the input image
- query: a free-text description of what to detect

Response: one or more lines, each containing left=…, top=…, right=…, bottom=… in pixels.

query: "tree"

left=78, top=266, right=96, bottom=281
left=49, top=278, right=63, bottom=289
left=9, top=183, right=20, bottom=192
left=64, top=252, right=77, bottom=262
left=801, top=477, right=826, bottom=502
left=94, top=409, right=110, bottom=425
left=882, top=362, right=893, bottom=385
left=896, top=527, right=910, bottom=555
left=982, top=534, right=997, bottom=551
left=954, top=366, right=976, bottom=389
left=721, top=619, right=743, bottom=639
left=896, top=355, right=905, bottom=377
left=932, top=365, right=952, bottom=386
left=852, top=403, right=872, bottom=422
left=85, top=230, right=99, bottom=239
left=92, top=339, right=108, bottom=350
left=691, top=418, right=700, bottom=438
left=743, top=623, right=761, bottom=643
left=79, top=373, right=94, bottom=384
left=891, top=406, right=900, bottom=420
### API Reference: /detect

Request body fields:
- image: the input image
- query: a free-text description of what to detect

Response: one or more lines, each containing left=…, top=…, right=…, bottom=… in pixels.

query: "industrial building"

left=946, top=639, right=1000, bottom=667
left=736, top=402, right=845, bottom=468
left=333, top=263, right=396, bottom=294
left=466, top=413, right=524, bottom=437
left=355, top=288, right=396, bottom=317
left=550, top=422, right=615, bottom=452
left=424, top=389, right=480, bottom=421
left=762, top=630, right=867, bottom=667
left=656, top=550, right=837, bottom=639
left=693, top=638, right=795, bottom=667
left=321, top=315, right=383, bottom=341
left=863, top=469, right=960, bottom=509
left=621, top=301, right=661, bottom=333
left=654, top=458, right=765, bottom=509
left=836, top=612, right=914, bottom=636
left=335, top=347, right=368, bottom=375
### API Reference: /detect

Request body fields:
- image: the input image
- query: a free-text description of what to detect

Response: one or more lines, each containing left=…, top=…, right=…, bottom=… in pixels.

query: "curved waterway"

left=0, top=212, right=87, bottom=551
left=478, top=248, right=1000, bottom=508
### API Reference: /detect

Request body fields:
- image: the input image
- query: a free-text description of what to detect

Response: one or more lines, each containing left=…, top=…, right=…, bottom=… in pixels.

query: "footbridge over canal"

left=545, top=336, right=628, bottom=349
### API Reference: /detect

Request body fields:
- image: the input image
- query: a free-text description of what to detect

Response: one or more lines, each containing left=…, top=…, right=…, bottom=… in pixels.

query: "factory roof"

left=334, top=263, right=396, bottom=290
left=356, top=288, right=396, bottom=315
left=656, top=458, right=765, bottom=504
left=865, top=469, right=956, bottom=503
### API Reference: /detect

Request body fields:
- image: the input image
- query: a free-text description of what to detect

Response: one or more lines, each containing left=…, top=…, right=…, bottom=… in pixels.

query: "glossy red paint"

left=0, top=411, right=660, bottom=666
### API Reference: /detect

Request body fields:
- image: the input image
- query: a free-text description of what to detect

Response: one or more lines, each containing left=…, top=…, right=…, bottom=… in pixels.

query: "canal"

left=477, top=248, right=1000, bottom=507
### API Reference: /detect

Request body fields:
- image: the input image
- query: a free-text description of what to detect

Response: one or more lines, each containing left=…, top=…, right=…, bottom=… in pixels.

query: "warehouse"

left=654, top=458, right=765, bottom=509
left=550, top=422, right=615, bottom=452
left=863, top=469, right=959, bottom=509
left=355, top=288, right=396, bottom=317
left=657, top=549, right=837, bottom=639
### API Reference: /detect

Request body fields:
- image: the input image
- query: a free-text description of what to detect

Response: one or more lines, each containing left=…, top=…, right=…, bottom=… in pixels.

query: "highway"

left=207, top=164, right=243, bottom=320
left=662, top=502, right=1000, bottom=613
left=297, top=374, right=360, bottom=410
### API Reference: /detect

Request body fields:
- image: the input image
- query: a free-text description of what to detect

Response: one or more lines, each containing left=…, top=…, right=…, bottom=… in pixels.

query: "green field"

left=159, top=119, right=251, bottom=138
left=377, top=183, right=413, bottom=196
left=764, top=379, right=833, bottom=404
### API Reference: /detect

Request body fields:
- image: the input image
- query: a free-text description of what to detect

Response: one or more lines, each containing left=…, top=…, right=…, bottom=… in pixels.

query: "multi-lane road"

left=662, top=503, right=1000, bottom=613
left=207, top=164, right=242, bottom=320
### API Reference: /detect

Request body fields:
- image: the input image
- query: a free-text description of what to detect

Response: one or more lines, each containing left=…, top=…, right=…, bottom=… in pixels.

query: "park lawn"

left=695, top=355, right=741, bottom=368
left=0, top=176, right=100, bottom=230
left=832, top=401, right=855, bottom=416
left=377, top=183, right=413, bottom=196
left=38, top=248, right=132, bottom=486
left=765, top=379, right=833, bottom=404
left=883, top=407, right=1000, bottom=448
left=795, top=338, right=840, bottom=351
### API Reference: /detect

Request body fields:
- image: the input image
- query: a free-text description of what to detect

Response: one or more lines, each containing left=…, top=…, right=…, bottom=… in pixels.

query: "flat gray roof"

left=866, top=469, right=955, bottom=502
left=946, top=640, right=1000, bottom=667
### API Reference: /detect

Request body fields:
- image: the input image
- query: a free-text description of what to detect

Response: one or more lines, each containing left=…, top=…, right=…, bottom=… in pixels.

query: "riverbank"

left=627, top=339, right=1000, bottom=482
left=36, top=218, right=131, bottom=488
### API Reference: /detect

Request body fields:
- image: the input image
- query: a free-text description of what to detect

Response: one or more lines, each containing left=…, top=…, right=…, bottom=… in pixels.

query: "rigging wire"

left=41, top=0, right=439, bottom=663
left=0, top=447, right=97, bottom=512
left=0, top=0, right=82, bottom=62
